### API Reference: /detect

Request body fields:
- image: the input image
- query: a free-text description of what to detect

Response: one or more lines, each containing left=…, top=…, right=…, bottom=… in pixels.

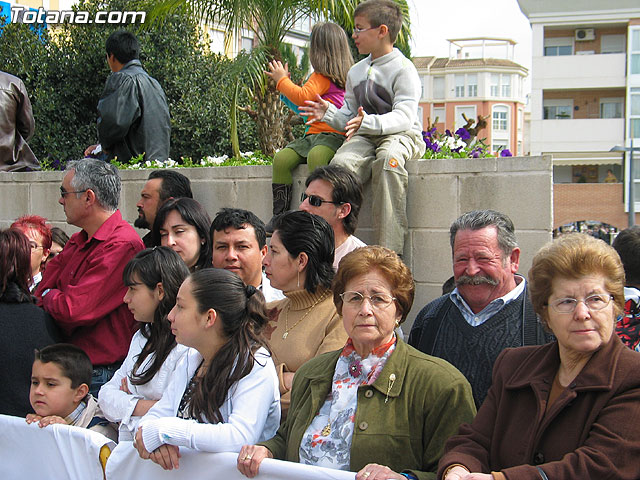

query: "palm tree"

left=147, top=0, right=412, bottom=156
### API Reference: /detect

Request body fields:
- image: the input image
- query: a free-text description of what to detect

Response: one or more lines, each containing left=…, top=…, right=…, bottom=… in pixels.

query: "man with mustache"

left=135, top=170, right=193, bottom=247
left=409, top=210, right=552, bottom=408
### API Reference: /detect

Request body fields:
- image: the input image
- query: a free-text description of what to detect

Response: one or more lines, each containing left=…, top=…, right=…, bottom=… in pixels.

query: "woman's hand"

left=444, top=465, right=471, bottom=480
left=460, top=474, right=493, bottom=480
left=149, top=444, right=181, bottom=470
left=265, top=60, right=289, bottom=85
left=237, top=445, right=273, bottom=478
left=120, top=377, right=131, bottom=394
left=134, top=426, right=151, bottom=460
left=356, top=463, right=405, bottom=480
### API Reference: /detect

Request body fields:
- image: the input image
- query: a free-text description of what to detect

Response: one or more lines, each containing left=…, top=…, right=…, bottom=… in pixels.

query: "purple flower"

left=500, top=149, right=513, bottom=157
left=445, top=129, right=452, bottom=137
left=455, top=127, right=471, bottom=140
left=452, top=145, right=464, bottom=153
left=470, top=146, right=483, bottom=158
left=425, top=137, right=440, bottom=153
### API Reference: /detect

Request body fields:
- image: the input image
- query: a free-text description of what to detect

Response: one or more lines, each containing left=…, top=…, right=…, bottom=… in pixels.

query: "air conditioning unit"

left=575, top=29, right=595, bottom=41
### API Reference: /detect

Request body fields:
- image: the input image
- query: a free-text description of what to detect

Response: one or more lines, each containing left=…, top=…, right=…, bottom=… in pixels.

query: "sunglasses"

left=300, top=192, right=344, bottom=207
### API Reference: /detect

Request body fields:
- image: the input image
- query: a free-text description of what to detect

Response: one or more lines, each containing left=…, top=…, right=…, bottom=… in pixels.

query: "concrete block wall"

left=0, top=155, right=552, bottom=331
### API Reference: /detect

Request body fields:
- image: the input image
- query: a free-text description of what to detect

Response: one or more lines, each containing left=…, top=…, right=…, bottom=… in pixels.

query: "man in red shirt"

left=36, top=159, right=144, bottom=395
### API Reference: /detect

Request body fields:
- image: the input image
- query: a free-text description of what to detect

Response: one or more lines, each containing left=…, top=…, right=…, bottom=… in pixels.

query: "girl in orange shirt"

left=265, top=22, right=353, bottom=231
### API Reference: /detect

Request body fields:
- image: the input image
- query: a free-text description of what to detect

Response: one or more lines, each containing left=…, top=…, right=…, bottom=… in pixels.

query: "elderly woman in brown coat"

left=439, top=233, right=640, bottom=480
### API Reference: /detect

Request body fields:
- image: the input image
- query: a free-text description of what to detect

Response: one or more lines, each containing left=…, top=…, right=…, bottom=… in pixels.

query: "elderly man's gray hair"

left=66, top=158, right=121, bottom=211
left=449, top=210, right=518, bottom=257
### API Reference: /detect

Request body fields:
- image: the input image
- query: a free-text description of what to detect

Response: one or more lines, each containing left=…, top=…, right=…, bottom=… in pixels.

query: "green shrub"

left=0, top=0, right=258, bottom=168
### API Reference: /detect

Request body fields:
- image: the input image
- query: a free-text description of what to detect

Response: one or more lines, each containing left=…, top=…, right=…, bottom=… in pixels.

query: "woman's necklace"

left=282, top=290, right=329, bottom=339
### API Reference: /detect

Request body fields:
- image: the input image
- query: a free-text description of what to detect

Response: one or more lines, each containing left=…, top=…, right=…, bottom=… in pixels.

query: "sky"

left=408, top=0, right=533, bottom=70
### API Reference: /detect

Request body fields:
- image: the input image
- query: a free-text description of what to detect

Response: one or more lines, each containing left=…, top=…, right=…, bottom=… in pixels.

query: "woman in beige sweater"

left=263, top=211, right=347, bottom=414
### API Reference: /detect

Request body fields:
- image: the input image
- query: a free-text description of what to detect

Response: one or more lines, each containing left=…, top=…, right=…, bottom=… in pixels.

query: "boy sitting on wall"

left=301, top=0, right=425, bottom=256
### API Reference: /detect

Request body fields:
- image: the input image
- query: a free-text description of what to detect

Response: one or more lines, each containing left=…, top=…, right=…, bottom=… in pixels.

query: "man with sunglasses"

left=299, top=165, right=366, bottom=270
left=36, top=158, right=144, bottom=395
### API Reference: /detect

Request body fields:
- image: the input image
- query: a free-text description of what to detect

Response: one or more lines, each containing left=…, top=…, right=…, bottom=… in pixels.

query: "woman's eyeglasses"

left=340, top=291, right=396, bottom=309
left=548, top=294, right=613, bottom=313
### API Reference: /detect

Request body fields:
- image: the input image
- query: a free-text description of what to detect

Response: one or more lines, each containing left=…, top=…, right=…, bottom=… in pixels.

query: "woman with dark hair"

left=134, top=268, right=280, bottom=470
left=0, top=229, right=59, bottom=417
left=263, top=210, right=347, bottom=414
left=238, top=246, right=475, bottom=480
left=152, top=197, right=212, bottom=272
left=98, top=247, right=190, bottom=441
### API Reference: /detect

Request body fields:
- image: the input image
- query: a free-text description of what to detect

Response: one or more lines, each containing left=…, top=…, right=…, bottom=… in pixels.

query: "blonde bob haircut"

left=332, top=245, right=414, bottom=323
left=528, top=233, right=625, bottom=329
left=309, top=22, right=353, bottom=90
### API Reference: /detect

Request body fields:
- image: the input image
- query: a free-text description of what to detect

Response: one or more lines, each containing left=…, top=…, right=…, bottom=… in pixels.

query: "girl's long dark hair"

left=187, top=268, right=269, bottom=423
left=123, top=247, right=190, bottom=386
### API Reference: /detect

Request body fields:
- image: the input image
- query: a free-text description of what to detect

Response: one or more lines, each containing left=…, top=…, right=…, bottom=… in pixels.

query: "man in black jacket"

left=85, top=30, right=170, bottom=162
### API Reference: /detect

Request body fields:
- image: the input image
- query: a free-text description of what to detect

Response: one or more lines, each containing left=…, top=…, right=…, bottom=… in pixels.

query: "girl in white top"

left=98, top=247, right=190, bottom=441
left=134, top=268, right=280, bottom=470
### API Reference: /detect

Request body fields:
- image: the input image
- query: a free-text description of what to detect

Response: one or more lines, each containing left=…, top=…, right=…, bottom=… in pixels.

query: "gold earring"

left=297, top=270, right=300, bottom=288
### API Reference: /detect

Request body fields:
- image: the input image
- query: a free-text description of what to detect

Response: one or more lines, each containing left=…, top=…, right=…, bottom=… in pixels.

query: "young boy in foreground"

left=300, top=0, right=425, bottom=256
left=26, top=344, right=104, bottom=430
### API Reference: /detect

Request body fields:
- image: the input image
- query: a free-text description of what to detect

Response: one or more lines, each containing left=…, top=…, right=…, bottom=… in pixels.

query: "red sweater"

left=36, top=210, right=143, bottom=365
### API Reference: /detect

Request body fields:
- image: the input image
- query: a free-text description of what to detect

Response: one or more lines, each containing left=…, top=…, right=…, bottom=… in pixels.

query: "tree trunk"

left=254, top=85, right=286, bottom=156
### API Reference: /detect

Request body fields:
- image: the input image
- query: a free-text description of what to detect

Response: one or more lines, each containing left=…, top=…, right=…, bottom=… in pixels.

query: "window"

left=601, top=34, right=625, bottom=54
left=493, top=106, right=508, bottom=131
left=208, top=29, right=226, bottom=55
left=543, top=99, right=573, bottom=119
left=544, top=37, right=573, bottom=56
left=600, top=98, right=623, bottom=119
left=241, top=36, right=253, bottom=52
left=518, top=109, right=524, bottom=131
left=492, top=139, right=508, bottom=153
left=544, top=105, right=572, bottom=119
left=632, top=88, right=640, bottom=138
left=501, top=75, right=511, bottom=97
left=455, top=75, right=465, bottom=97
left=467, top=74, right=477, bottom=97
left=433, top=76, right=445, bottom=99
left=432, top=107, right=445, bottom=124
left=632, top=29, right=640, bottom=75
left=490, top=74, right=499, bottom=97
left=455, top=105, right=476, bottom=129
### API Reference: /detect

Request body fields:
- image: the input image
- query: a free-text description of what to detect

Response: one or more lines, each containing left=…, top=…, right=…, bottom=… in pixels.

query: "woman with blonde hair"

left=439, top=233, right=640, bottom=480
left=265, top=22, right=354, bottom=230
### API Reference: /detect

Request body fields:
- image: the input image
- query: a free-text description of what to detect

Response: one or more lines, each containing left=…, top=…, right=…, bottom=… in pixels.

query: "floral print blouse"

left=299, top=336, right=396, bottom=469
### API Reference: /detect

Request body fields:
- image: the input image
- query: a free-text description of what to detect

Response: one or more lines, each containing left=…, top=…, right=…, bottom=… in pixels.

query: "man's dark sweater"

left=408, top=289, right=552, bottom=408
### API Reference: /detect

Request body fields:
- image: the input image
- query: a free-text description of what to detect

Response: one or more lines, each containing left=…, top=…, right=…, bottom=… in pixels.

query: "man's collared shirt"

left=450, top=275, right=526, bottom=327
left=36, top=210, right=144, bottom=365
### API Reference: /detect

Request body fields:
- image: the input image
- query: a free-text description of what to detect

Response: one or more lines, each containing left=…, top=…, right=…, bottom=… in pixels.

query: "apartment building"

left=518, top=0, right=640, bottom=230
left=414, top=38, right=528, bottom=155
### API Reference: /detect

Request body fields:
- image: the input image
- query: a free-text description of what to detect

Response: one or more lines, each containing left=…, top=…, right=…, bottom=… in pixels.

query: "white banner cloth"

left=0, top=414, right=115, bottom=480
left=106, top=441, right=356, bottom=480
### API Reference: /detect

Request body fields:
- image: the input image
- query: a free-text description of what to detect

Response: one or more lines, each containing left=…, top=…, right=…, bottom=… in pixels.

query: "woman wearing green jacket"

left=237, top=246, right=476, bottom=480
